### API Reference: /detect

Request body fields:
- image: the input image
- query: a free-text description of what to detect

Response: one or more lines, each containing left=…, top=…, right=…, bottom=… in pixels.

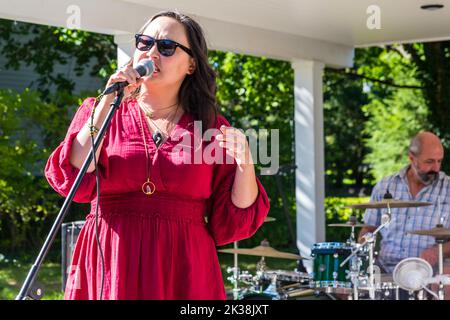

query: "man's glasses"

left=135, top=34, right=193, bottom=57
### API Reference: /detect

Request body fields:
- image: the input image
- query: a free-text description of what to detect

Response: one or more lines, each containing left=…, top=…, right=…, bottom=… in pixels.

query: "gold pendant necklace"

left=136, top=101, right=181, bottom=195
left=137, top=105, right=156, bottom=196
left=142, top=178, right=156, bottom=196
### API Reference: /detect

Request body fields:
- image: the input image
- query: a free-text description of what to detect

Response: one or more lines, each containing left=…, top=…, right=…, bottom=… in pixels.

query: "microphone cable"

left=88, top=94, right=106, bottom=300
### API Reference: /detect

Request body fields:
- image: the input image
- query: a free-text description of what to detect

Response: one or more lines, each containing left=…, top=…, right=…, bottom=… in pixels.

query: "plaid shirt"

left=363, top=165, right=450, bottom=273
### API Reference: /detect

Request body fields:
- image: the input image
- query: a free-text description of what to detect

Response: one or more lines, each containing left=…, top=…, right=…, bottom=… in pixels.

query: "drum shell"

left=311, top=242, right=352, bottom=288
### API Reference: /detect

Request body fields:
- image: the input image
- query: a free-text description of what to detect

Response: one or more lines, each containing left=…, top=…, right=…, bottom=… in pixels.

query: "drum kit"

left=219, top=199, right=450, bottom=300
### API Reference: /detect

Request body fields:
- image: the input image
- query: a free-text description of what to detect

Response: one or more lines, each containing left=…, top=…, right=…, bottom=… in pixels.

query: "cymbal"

left=347, top=199, right=433, bottom=210
left=264, top=216, right=276, bottom=222
left=218, top=245, right=306, bottom=260
left=328, top=222, right=372, bottom=228
left=409, top=226, right=450, bottom=238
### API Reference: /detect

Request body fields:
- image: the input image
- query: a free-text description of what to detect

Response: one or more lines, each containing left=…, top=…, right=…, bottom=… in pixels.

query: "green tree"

left=0, top=18, right=116, bottom=99
left=363, top=90, right=428, bottom=181
left=404, top=42, right=450, bottom=156
left=323, top=48, right=371, bottom=193
left=357, top=47, right=429, bottom=180
left=0, top=89, right=80, bottom=253
left=209, top=51, right=297, bottom=248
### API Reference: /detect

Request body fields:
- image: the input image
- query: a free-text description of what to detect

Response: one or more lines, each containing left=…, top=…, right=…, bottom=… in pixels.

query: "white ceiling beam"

left=0, top=0, right=353, bottom=68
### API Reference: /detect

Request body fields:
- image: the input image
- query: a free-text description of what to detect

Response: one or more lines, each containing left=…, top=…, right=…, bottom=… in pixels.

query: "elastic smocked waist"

left=87, top=191, right=208, bottom=225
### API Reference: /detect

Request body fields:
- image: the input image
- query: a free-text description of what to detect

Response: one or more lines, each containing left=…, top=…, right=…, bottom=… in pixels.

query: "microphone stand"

left=16, top=90, right=124, bottom=300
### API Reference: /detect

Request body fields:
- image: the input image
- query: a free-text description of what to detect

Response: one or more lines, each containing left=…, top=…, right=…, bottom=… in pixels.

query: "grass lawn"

left=0, top=260, right=64, bottom=300
left=0, top=250, right=301, bottom=300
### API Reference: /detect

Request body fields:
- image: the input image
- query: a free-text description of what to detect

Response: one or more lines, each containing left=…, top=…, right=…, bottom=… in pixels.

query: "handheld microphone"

left=102, top=59, right=154, bottom=95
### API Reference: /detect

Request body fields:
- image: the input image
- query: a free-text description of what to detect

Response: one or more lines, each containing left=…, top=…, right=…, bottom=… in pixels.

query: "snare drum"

left=311, top=242, right=352, bottom=289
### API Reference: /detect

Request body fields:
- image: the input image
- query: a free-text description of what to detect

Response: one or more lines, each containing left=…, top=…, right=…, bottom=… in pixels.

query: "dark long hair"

left=135, top=11, right=219, bottom=130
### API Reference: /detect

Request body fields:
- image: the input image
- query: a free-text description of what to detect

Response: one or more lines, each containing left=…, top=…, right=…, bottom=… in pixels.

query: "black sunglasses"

left=135, top=34, right=193, bottom=57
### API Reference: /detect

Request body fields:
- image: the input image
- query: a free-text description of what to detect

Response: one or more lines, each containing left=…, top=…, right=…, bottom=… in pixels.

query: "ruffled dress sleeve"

left=44, top=97, right=109, bottom=203
left=207, top=116, right=270, bottom=246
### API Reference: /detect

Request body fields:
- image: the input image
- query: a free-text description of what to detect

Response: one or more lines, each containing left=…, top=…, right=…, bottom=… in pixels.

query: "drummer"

left=358, top=132, right=450, bottom=274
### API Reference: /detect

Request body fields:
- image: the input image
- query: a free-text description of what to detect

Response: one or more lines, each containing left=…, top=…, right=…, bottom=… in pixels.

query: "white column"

left=114, top=34, right=134, bottom=68
left=291, top=59, right=325, bottom=272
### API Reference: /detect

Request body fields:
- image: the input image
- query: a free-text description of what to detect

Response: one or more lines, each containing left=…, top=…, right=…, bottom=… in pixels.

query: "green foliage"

left=0, top=89, right=90, bottom=254
left=363, top=90, right=428, bottom=181
left=0, top=19, right=116, bottom=99
left=209, top=51, right=294, bottom=167
left=237, top=174, right=296, bottom=250
left=324, top=197, right=370, bottom=242
left=358, top=47, right=429, bottom=181
left=403, top=42, right=450, bottom=148
left=0, top=19, right=113, bottom=255
left=323, top=60, right=371, bottom=190
left=210, top=51, right=297, bottom=249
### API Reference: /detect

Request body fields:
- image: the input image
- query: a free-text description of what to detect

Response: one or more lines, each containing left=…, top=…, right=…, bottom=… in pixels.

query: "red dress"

left=45, top=97, right=270, bottom=300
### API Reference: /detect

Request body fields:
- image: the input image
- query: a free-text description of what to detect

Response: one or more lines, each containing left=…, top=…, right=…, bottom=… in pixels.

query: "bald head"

left=408, top=131, right=444, bottom=185
left=409, top=131, right=443, bottom=157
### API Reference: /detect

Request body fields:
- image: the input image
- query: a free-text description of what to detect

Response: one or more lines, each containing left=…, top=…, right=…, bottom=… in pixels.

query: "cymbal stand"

left=226, top=241, right=241, bottom=300
left=348, top=256, right=360, bottom=300
left=233, top=241, right=239, bottom=300
left=254, top=257, right=268, bottom=293
left=436, top=199, right=446, bottom=300
left=341, top=203, right=392, bottom=300
left=436, top=237, right=445, bottom=300
left=345, top=224, right=360, bottom=300
left=348, top=215, right=358, bottom=244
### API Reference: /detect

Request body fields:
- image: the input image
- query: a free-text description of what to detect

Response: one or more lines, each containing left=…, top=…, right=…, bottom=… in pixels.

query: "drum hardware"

left=228, top=217, right=276, bottom=300
left=221, top=239, right=309, bottom=300
left=340, top=228, right=380, bottom=299
left=232, top=241, right=239, bottom=300
left=283, top=288, right=315, bottom=299
left=310, top=242, right=354, bottom=290
left=328, top=215, right=371, bottom=248
left=409, top=221, right=450, bottom=300
left=224, top=254, right=312, bottom=300
left=328, top=222, right=372, bottom=243
left=392, top=257, right=444, bottom=300
left=224, top=197, right=447, bottom=300
left=340, top=201, right=395, bottom=299
left=227, top=266, right=312, bottom=300
left=324, top=216, right=373, bottom=299
left=339, top=197, right=433, bottom=300
left=407, top=200, right=450, bottom=300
